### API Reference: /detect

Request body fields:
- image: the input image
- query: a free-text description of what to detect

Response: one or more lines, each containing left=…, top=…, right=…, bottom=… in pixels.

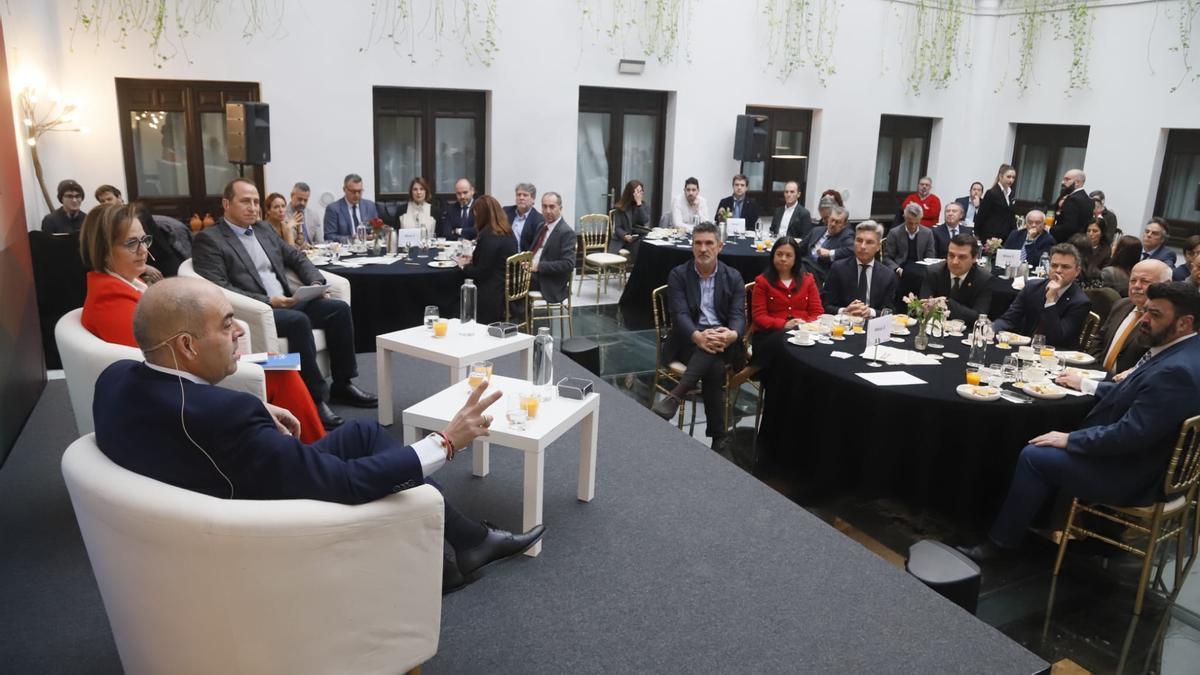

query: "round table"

left=317, top=250, right=463, bottom=352
left=619, top=234, right=770, bottom=328
left=755, top=324, right=1095, bottom=526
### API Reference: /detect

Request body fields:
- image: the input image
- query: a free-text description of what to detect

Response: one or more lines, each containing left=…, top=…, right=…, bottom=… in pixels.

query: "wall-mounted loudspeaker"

left=733, top=114, right=768, bottom=162
left=226, top=102, right=270, bottom=165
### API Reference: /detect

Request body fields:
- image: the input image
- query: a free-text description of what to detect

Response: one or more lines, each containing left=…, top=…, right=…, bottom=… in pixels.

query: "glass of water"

left=506, top=394, right=529, bottom=431
left=423, top=305, right=439, bottom=331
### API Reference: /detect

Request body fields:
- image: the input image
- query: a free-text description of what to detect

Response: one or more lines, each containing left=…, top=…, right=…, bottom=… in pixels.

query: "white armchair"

left=55, top=308, right=266, bottom=436
left=62, top=434, right=444, bottom=675
left=178, top=259, right=351, bottom=379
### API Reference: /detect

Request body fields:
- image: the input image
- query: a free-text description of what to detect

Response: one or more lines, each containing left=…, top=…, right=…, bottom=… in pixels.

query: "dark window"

left=116, top=78, right=262, bottom=221
left=871, top=115, right=934, bottom=220
left=1153, top=129, right=1200, bottom=246
left=1011, top=123, right=1089, bottom=213
left=740, top=106, right=812, bottom=217
left=373, top=87, right=486, bottom=204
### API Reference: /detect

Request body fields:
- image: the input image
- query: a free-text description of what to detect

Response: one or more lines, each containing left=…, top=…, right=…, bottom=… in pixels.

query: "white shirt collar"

left=144, top=361, right=211, bottom=385
left=1148, top=332, right=1195, bottom=359
left=544, top=217, right=561, bottom=231
left=857, top=258, right=874, bottom=269
left=105, top=269, right=147, bottom=293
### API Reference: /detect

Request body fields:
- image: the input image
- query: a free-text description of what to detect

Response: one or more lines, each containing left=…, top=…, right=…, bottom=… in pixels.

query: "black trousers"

left=273, top=297, right=357, bottom=402
left=676, top=339, right=744, bottom=438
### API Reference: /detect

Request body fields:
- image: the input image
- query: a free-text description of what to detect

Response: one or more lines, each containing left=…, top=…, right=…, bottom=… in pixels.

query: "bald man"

left=1052, top=169, right=1092, bottom=242
left=1087, top=259, right=1173, bottom=374
left=92, top=277, right=544, bottom=592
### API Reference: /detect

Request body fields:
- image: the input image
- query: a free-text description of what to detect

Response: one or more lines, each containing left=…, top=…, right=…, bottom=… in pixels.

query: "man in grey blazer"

left=528, top=192, right=576, bottom=305
left=323, top=173, right=380, bottom=243
left=193, top=178, right=377, bottom=430
left=883, top=202, right=937, bottom=276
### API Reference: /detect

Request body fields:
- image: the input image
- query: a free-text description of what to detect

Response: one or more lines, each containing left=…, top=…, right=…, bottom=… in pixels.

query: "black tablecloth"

left=318, top=251, right=463, bottom=352
left=755, top=324, right=1094, bottom=526
left=619, top=235, right=770, bottom=329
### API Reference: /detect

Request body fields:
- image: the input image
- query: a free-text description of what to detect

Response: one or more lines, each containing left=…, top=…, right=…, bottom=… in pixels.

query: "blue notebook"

left=241, top=352, right=302, bottom=371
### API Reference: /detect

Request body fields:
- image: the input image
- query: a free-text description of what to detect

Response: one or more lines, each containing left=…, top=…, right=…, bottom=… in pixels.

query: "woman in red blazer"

left=79, top=203, right=326, bottom=443
left=734, top=237, right=823, bottom=386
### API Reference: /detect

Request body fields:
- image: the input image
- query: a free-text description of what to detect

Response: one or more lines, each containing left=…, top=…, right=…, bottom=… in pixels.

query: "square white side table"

left=377, top=319, right=535, bottom=426
left=402, top=375, right=599, bottom=557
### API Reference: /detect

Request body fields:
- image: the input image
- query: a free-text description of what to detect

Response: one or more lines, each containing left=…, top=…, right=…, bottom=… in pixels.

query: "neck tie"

left=1104, top=308, right=1144, bottom=372
left=1141, top=251, right=1150, bottom=261
left=812, top=233, right=829, bottom=260
left=952, top=276, right=961, bottom=293
left=856, top=264, right=869, bottom=302
left=351, top=205, right=360, bottom=228
left=531, top=225, right=550, bottom=254
left=1019, top=245, right=1028, bottom=264
left=733, top=200, right=742, bottom=218
left=1133, top=348, right=1153, bottom=371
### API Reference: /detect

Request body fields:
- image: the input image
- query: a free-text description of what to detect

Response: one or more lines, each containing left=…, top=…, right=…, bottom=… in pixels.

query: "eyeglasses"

left=120, top=234, right=154, bottom=253
left=62, top=193, right=83, bottom=200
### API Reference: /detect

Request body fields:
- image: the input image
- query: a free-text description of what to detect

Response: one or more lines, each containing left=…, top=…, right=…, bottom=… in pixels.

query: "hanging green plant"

left=578, top=0, right=696, bottom=64
left=1052, top=0, right=1092, bottom=93
left=892, top=0, right=970, bottom=96
left=1169, top=0, right=1200, bottom=92
left=365, top=0, right=500, bottom=66
left=761, top=0, right=841, bottom=86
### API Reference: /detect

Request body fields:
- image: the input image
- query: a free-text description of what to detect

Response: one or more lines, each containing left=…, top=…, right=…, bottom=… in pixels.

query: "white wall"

left=5, top=0, right=1199, bottom=232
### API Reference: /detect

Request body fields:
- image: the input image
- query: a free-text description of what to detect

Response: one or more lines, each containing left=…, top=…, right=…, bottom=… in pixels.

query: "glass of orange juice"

left=965, top=366, right=982, bottom=386
left=467, top=361, right=492, bottom=389
left=520, top=391, right=540, bottom=419
left=831, top=323, right=845, bottom=338
left=433, top=318, right=449, bottom=337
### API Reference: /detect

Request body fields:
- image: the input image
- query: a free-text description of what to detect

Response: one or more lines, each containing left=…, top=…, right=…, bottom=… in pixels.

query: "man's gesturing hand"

left=442, top=380, right=504, bottom=456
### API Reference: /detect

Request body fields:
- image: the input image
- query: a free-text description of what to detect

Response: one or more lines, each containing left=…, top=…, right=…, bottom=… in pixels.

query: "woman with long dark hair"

left=265, top=192, right=303, bottom=248
left=610, top=179, right=652, bottom=254
left=1101, top=235, right=1143, bottom=296
left=399, top=176, right=441, bottom=241
left=974, top=164, right=1017, bottom=243
left=1084, top=220, right=1111, bottom=273
left=457, top=195, right=518, bottom=324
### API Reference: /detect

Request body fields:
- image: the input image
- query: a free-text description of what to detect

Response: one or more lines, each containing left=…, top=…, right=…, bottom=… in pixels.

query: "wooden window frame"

left=870, top=114, right=933, bottom=221
left=373, top=87, right=486, bottom=204
left=1153, top=128, right=1200, bottom=246
left=577, top=86, right=668, bottom=226
left=1010, top=123, right=1090, bottom=214
left=740, top=105, right=813, bottom=218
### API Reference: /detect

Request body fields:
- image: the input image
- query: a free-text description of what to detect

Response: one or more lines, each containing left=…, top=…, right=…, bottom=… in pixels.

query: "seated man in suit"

left=715, top=174, right=760, bottom=230
left=821, top=220, right=898, bottom=318
left=960, top=282, right=1200, bottom=561
left=954, top=181, right=984, bottom=225
left=93, top=277, right=544, bottom=592
left=1002, top=209, right=1055, bottom=266
left=799, top=205, right=854, bottom=286
left=1173, top=235, right=1200, bottom=281
left=1087, top=259, right=1172, bottom=374
left=440, top=178, right=477, bottom=241
left=770, top=180, right=813, bottom=239
left=919, top=234, right=992, bottom=324
left=194, top=178, right=377, bottom=430
left=882, top=203, right=936, bottom=277
left=1140, top=217, right=1177, bottom=267
left=527, top=192, right=576, bottom=306
left=323, top=173, right=379, bottom=243
left=932, top=202, right=974, bottom=258
left=651, top=221, right=745, bottom=450
left=503, top=182, right=543, bottom=252
left=993, top=243, right=1092, bottom=348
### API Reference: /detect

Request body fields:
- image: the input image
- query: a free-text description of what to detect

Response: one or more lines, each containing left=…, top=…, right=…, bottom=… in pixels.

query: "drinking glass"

left=1002, top=354, right=1020, bottom=383
left=424, top=305, right=439, bottom=331
left=433, top=318, right=449, bottom=338
left=965, top=365, right=982, bottom=386
left=1030, top=334, right=1046, bottom=353
left=330, top=241, right=342, bottom=263
left=467, top=361, right=492, bottom=390
left=519, top=391, right=540, bottom=420
left=985, top=364, right=1005, bottom=389
left=506, top=394, right=529, bottom=431
left=928, top=316, right=945, bottom=350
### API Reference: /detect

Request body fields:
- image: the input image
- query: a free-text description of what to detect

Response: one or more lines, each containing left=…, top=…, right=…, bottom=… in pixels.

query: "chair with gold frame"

left=1078, top=311, right=1101, bottom=353
left=650, top=284, right=700, bottom=432
left=529, top=270, right=575, bottom=338
left=1052, top=414, right=1200, bottom=615
left=504, top=251, right=533, bottom=332
left=725, top=282, right=764, bottom=438
left=576, top=213, right=627, bottom=301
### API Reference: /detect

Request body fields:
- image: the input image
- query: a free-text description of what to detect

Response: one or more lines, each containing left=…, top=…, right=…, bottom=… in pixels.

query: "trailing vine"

left=1053, top=0, right=1092, bottom=92
left=364, top=0, right=500, bottom=66
left=891, top=0, right=970, bottom=96
left=578, top=0, right=695, bottom=64
left=1008, top=0, right=1093, bottom=96
left=1169, top=0, right=1200, bottom=92
left=761, top=0, right=841, bottom=86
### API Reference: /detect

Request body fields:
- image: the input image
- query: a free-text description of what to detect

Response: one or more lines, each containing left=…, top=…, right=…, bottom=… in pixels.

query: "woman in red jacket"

left=79, top=203, right=327, bottom=443
left=735, top=237, right=823, bottom=385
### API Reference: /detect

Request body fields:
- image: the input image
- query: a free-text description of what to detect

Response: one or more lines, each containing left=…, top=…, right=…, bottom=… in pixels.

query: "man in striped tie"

left=1086, top=259, right=1172, bottom=374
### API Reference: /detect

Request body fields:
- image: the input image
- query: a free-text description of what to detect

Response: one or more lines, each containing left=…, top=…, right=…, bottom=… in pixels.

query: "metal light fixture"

left=17, top=83, right=88, bottom=210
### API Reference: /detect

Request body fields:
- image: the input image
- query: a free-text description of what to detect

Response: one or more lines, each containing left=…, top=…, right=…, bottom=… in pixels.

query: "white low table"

left=376, top=319, right=535, bottom=426
left=401, top=374, right=600, bottom=557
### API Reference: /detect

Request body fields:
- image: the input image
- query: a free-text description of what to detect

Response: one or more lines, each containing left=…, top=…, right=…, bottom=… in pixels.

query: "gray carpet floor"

left=0, top=352, right=1047, bottom=674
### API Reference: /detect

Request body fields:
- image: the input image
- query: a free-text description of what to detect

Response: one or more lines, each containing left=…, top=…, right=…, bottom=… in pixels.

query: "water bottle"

left=459, top=279, right=477, bottom=335
left=968, top=314, right=990, bottom=367
left=532, top=327, right=555, bottom=398
left=1039, top=251, right=1050, bottom=276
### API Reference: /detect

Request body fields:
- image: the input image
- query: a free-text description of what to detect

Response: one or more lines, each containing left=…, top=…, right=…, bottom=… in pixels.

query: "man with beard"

left=1051, top=169, right=1092, bottom=242
left=959, top=281, right=1200, bottom=562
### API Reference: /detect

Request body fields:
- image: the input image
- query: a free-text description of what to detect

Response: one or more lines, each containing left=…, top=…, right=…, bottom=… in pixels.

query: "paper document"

left=292, top=284, right=330, bottom=302
left=858, top=345, right=941, bottom=366
left=855, top=371, right=927, bottom=387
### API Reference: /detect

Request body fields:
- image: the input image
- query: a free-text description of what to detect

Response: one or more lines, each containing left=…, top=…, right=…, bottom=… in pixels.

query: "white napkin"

left=858, top=345, right=941, bottom=366
left=829, top=351, right=853, bottom=359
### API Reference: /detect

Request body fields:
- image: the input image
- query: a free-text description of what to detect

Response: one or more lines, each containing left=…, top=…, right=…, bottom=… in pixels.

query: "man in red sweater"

left=901, top=176, right=941, bottom=228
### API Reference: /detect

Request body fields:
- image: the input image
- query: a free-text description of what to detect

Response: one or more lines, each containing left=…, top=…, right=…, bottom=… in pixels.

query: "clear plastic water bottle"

left=459, top=279, right=477, bottom=335
left=968, top=314, right=991, bottom=367
left=1039, top=251, right=1050, bottom=276
left=532, top=327, right=554, bottom=398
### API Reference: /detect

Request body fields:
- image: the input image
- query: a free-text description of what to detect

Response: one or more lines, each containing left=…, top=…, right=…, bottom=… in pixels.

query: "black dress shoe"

left=316, top=401, right=344, bottom=430
left=456, top=522, right=546, bottom=578
left=651, top=395, right=680, bottom=420
left=330, top=382, right=378, bottom=408
left=955, top=540, right=1017, bottom=563
left=442, top=555, right=470, bottom=595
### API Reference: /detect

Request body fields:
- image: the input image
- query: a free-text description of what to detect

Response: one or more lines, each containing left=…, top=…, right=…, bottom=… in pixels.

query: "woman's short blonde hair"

left=79, top=203, right=138, bottom=272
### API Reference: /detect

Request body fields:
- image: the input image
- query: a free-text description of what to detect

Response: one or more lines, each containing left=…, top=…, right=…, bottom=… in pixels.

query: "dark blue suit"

left=1143, top=246, right=1178, bottom=267
left=503, top=205, right=544, bottom=252
left=93, top=361, right=424, bottom=503
left=820, top=256, right=898, bottom=315
left=715, top=196, right=760, bottom=229
left=799, top=225, right=855, bottom=286
left=440, top=201, right=476, bottom=240
left=990, top=336, right=1200, bottom=546
left=1001, top=230, right=1055, bottom=266
left=931, top=223, right=974, bottom=258
left=993, top=278, right=1091, bottom=348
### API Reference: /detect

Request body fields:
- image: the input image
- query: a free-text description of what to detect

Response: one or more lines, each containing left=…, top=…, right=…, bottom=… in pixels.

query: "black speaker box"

left=733, top=114, right=768, bottom=162
left=226, top=102, right=270, bottom=165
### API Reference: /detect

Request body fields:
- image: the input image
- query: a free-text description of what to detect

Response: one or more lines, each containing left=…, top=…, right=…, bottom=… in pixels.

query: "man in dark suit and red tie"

left=820, top=220, right=898, bottom=317
left=960, top=281, right=1200, bottom=562
left=992, top=243, right=1092, bottom=349
left=919, top=233, right=992, bottom=324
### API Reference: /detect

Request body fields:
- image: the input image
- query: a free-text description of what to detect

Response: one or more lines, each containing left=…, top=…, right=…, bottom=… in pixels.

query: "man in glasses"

left=41, top=179, right=88, bottom=234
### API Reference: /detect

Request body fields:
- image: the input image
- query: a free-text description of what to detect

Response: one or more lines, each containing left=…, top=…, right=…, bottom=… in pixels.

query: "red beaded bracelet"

left=433, top=431, right=455, bottom=458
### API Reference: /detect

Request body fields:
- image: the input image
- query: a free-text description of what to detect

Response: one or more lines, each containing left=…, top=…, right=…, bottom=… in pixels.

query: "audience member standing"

left=900, top=176, right=941, bottom=227
left=1052, top=169, right=1092, bottom=242
left=975, top=164, right=1018, bottom=244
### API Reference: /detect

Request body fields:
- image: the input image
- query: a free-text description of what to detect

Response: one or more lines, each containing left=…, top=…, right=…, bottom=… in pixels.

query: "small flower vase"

left=914, top=321, right=929, bottom=351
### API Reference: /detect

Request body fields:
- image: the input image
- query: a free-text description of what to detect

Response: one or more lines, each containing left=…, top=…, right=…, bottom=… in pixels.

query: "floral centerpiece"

left=369, top=217, right=388, bottom=254
left=715, top=207, right=732, bottom=223
left=902, top=293, right=948, bottom=351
